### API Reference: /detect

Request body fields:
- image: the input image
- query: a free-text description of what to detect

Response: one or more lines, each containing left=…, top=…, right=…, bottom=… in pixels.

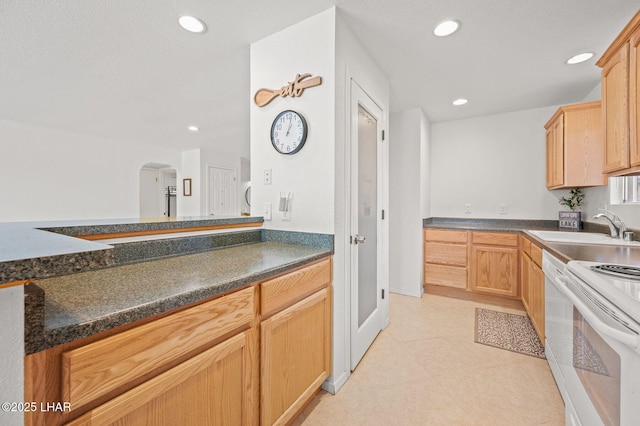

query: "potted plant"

left=558, top=188, right=584, bottom=229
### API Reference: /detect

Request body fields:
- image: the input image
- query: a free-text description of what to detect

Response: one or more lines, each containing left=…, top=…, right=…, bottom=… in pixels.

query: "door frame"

left=347, top=78, right=389, bottom=371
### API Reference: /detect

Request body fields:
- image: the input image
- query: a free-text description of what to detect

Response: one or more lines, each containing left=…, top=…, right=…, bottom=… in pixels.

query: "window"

left=610, top=176, right=640, bottom=204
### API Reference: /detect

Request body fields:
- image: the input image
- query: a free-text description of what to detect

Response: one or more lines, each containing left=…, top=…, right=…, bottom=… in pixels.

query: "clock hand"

left=286, top=117, right=293, bottom=136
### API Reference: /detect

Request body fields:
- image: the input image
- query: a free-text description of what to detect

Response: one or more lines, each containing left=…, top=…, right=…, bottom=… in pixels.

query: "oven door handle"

left=554, top=276, right=640, bottom=349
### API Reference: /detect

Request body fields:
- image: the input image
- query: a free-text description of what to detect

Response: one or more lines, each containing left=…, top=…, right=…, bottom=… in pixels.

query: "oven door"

left=557, top=272, right=640, bottom=426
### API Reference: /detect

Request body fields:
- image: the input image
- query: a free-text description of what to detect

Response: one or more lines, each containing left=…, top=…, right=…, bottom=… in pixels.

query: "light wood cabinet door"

left=544, top=114, right=565, bottom=188
left=529, top=262, right=545, bottom=342
left=261, top=287, right=331, bottom=426
left=470, top=245, right=518, bottom=298
left=630, top=26, right=640, bottom=167
left=65, top=329, right=258, bottom=426
left=520, top=252, right=531, bottom=313
left=545, top=127, right=556, bottom=188
left=602, top=42, right=630, bottom=173
left=551, top=116, right=565, bottom=188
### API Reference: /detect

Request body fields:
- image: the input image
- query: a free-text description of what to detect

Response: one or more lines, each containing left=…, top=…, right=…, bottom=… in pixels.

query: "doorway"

left=207, top=165, right=237, bottom=216
left=139, top=163, right=176, bottom=218
left=350, top=81, right=386, bottom=370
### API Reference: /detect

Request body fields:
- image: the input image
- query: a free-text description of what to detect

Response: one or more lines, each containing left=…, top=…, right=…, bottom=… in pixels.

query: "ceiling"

left=1, top=1, right=638, bottom=152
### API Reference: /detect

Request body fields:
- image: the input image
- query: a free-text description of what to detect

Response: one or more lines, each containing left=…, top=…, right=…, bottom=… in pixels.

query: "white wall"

left=430, top=106, right=561, bottom=219
left=421, top=112, right=432, bottom=218
left=180, top=148, right=202, bottom=216
left=389, top=108, right=429, bottom=297
left=0, top=286, right=24, bottom=426
left=250, top=8, right=389, bottom=394
left=0, top=119, right=180, bottom=222
left=250, top=9, right=336, bottom=234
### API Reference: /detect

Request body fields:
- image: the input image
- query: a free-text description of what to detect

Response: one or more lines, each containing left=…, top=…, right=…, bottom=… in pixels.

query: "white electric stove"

left=545, top=253, right=640, bottom=425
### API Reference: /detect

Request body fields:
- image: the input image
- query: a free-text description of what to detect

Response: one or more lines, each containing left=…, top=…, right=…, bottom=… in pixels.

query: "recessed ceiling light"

left=433, top=20, right=461, bottom=37
left=566, top=52, right=594, bottom=65
left=453, top=98, right=468, bottom=106
left=178, top=16, right=207, bottom=34
left=187, top=126, right=199, bottom=132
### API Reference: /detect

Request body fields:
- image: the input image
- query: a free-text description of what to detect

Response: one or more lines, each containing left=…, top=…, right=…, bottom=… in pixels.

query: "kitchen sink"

left=527, top=230, right=640, bottom=246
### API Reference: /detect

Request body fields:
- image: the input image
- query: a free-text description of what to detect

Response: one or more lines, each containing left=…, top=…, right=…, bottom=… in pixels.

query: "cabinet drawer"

left=530, top=243, right=543, bottom=267
left=261, top=257, right=331, bottom=318
left=472, top=231, right=518, bottom=247
left=424, top=264, right=467, bottom=289
left=424, top=228, right=468, bottom=243
left=61, top=286, right=255, bottom=409
left=66, top=329, right=256, bottom=426
left=424, top=242, right=467, bottom=266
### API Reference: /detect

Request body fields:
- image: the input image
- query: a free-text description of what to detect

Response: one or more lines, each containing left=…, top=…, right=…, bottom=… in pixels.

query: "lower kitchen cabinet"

left=65, top=329, right=257, bottom=426
left=24, top=256, right=333, bottom=426
left=469, top=232, right=519, bottom=298
left=529, top=259, right=545, bottom=342
left=25, top=286, right=259, bottom=426
left=423, top=228, right=469, bottom=290
left=260, top=258, right=332, bottom=426
left=520, top=236, right=545, bottom=342
left=520, top=251, right=531, bottom=313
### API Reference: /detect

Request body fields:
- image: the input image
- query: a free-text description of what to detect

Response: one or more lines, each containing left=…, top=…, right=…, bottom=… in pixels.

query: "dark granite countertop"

left=0, top=216, right=263, bottom=284
left=423, top=217, right=562, bottom=232
left=40, top=215, right=264, bottom=237
left=27, top=241, right=332, bottom=354
left=423, top=217, right=640, bottom=265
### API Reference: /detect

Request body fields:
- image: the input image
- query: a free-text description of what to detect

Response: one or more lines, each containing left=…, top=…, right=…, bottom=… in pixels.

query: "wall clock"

left=270, top=110, right=308, bottom=155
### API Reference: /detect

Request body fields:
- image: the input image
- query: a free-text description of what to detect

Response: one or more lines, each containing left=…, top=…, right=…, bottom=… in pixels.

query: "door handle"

left=354, top=235, right=366, bottom=244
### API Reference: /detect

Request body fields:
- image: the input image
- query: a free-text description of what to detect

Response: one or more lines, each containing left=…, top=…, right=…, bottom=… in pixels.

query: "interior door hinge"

left=382, top=130, right=385, bottom=141
left=381, top=209, right=385, bottom=220
left=381, top=289, right=385, bottom=299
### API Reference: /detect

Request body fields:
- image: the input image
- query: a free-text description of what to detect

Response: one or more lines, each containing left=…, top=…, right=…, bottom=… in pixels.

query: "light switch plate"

left=263, top=203, right=272, bottom=220
left=264, top=169, right=272, bottom=185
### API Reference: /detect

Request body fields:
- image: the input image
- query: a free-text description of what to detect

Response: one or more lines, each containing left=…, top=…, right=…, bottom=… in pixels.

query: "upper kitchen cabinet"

left=544, top=101, right=606, bottom=189
left=597, top=10, right=640, bottom=176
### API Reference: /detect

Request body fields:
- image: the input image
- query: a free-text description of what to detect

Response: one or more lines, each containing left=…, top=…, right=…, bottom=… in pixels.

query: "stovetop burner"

left=591, top=264, right=640, bottom=280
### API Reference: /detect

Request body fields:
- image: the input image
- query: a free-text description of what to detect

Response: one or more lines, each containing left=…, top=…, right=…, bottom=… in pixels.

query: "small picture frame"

left=559, top=211, right=581, bottom=230
left=183, top=178, right=192, bottom=197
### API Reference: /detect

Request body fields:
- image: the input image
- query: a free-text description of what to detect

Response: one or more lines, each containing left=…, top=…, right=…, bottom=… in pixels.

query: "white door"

left=350, top=81, right=384, bottom=370
left=208, top=166, right=237, bottom=216
left=140, top=168, right=160, bottom=218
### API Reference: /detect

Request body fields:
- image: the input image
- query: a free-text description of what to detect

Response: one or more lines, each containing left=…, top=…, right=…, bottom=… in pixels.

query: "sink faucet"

left=593, top=209, right=627, bottom=238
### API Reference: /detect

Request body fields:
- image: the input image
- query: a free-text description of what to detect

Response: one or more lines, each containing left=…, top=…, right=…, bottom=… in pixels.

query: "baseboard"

left=423, top=284, right=525, bottom=310
left=322, top=370, right=350, bottom=395
left=389, top=286, right=422, bottom=298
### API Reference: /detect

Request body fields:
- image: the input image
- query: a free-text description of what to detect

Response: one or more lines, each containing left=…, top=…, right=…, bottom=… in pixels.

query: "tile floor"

left=293, top=293, right=565, bottom=426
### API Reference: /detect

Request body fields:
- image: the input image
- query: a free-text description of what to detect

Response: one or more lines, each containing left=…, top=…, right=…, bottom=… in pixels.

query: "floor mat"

left=474, top=308, right=545, bottom=359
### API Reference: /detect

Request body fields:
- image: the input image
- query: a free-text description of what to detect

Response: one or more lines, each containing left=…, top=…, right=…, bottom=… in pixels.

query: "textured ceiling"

left=0, top=1, right=638, bottom=152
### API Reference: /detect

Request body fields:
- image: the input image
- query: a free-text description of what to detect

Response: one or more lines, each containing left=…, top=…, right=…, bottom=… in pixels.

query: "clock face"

left=270, top=110, right=307, bottom=155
